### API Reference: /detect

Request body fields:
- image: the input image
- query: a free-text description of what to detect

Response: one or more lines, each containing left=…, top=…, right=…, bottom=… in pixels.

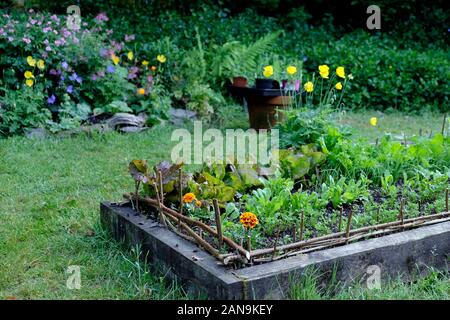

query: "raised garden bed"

left=101, top=201, right=450, bottom=299
left=102, top=109, right=450, bottom=298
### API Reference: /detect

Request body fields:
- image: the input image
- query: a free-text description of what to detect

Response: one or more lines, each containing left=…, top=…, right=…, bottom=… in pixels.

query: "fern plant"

left=209, top=30, right=283, bottom=84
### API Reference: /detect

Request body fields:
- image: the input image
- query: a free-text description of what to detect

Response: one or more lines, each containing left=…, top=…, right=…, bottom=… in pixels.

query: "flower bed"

left=121, top=118, right=450, bottom=267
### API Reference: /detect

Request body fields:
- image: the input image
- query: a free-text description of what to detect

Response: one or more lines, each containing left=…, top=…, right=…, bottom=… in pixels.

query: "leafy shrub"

left=0, top=86, right=49, bottom=135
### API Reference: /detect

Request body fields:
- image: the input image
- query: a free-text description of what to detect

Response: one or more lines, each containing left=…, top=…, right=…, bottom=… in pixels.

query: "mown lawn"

left=0, top=111, right=448, bottom=300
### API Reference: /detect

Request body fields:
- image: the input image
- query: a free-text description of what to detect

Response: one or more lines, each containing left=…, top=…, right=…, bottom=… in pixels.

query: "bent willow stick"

left=123, top=194, right=251, bottom=260
left=123, top=192, right=449, bottom=263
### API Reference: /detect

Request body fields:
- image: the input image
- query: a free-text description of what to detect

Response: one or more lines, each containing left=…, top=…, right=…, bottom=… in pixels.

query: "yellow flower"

left=111, top=54, right=120, bottom=65
left=335, top=82, right=343, bottom=90
left=36, top=59, right=45, bottom=70
left=286, top=65, right=297, bottom=75
left=370, top=117, right=378, bottom=126
left=25, top=79, right=34, bottom=87
left=24, top=71, right=34, bottom=79
left=263, top=65, right=274, bottom=78
left=318, top=65, right=329, bottom=79
left=127, top=51, right=134, bottom=61
left=182, top=193, right=196, bottom=203
left=157, top=54, right=166, bottom=63
left=27, top=56, right=36, bottom=67
left=142, top=60, right=149, bottom=66
left=240, top=212, right=259, bottom=230
left=137, top=88, right=145, bottom=95
left=195, top=200, right=202, bottom=207
left=304, top=81, right=314, bottom=92
left=336, top=66, right=345, bottom=78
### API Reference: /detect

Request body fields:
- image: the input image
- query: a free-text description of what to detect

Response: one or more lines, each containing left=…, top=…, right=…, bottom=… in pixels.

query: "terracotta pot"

left=247, top=95, right=292, bottom=130
left=232, top=76, right=248, bottom=88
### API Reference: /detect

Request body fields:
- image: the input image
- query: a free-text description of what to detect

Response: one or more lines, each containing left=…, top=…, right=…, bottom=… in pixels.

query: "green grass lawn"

left=0, top=111, right=448, bottom=300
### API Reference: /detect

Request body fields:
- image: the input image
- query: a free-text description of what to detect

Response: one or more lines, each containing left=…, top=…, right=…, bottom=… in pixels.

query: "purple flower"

left=7, top=36, right=13, bottom=42
left=22, top=37, right=31, bottom=44
left=61, top=61, right=69, bottom=69
left=66, top=85, right=73, bottom=94
left=69, top=73, right=82, bottom=84
left=49, top=69, right=61, bottom=76
left=303, top=56, right=308, bottom=62
left=106, top=65, right=115, bottom=73
left=45, top=46, right=52, bottom=51
left=147, top=75, right=154, bottom=83
left=124, top=34, right=135, bottom=42
left=47, top=94, right=56, bottom=105
left=97, top=70, right=105, bottom=78
left=128, top=66, right=139, bottom=79
left=91, top=74, right=98, bottom=81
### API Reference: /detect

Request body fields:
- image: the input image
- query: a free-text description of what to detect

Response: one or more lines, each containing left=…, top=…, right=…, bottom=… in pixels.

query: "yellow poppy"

left=304, top=81, right=314, bottom=92
left=137, top=88, right=145, bottom=95
left=27, top=56, right=36, bottom=67
left=127, top=51, right=134, bottom=61
left=157, top=54, right=166, bottom=63
left=286, top=65, right=297, bottom=75
left=36, top=59, right=45, bottom=70
left=142, top=60, right=149, bottom=66
left=25, top=79, right=34, bottom=87
left=263, top=65, right=274, bottom=78
left=336, top=66, right=345, bottom=78
left=370, top=117, right=378, bottom=126
left=111, top=54, right=120, bottom=65
left=335, top=82, right=343, bottom=90
left=24, top=71, right=34, bottom=79
left=318, top=65, right=329, bottom=79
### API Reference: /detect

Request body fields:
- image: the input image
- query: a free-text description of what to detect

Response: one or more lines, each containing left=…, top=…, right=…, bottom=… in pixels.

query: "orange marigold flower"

left=182, top=192, right=196, bottom=203
left=239, top=212, right=259, bottom=230
left=151, top=65, right=157, bottom=71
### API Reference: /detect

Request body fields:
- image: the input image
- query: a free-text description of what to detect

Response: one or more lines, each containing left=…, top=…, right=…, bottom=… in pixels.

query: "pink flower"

left=22, top=37, right=31, bottom=44
left=45, top=46, right=52, bottom=51
left=95, top=12, right=109, bottom=23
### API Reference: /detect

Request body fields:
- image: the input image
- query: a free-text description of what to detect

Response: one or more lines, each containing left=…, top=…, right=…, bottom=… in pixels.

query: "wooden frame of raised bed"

left=101, top=194, right=450, bottom=299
